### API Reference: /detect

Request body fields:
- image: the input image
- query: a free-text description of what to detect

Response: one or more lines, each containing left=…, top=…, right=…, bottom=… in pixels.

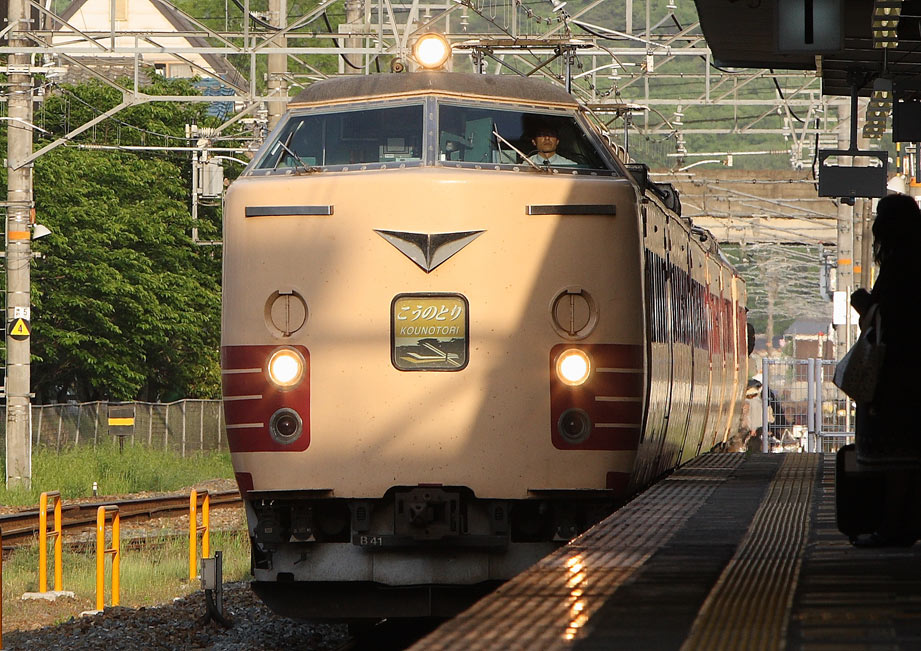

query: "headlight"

left=267, top=348, right=305, bottom=388
left=556, top=349, right=591, bottom=387
left=269, top=408, right=303, bottom=444
left=412, top=33, right=451, bottom=69
left=558, top=408, right=592, bottom=443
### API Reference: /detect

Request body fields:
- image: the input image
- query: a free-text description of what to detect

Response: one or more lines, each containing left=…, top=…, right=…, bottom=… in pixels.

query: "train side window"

left=253, top=103, right=424, bottom=171
left=437, top=104, right=609, bottom=170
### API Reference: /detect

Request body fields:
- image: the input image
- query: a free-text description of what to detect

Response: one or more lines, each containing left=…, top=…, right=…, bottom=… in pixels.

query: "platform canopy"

left=693, top=0, right=921, bottom=99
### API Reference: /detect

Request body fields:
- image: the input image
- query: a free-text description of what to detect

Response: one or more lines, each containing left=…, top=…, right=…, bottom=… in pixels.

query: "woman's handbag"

left=833, top=303, right=885, bottom=403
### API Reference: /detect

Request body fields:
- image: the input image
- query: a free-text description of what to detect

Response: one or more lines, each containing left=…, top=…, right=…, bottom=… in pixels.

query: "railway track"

left=0, top=489, right=243, bottom=546
left=336, top=619, right=444, bottom=651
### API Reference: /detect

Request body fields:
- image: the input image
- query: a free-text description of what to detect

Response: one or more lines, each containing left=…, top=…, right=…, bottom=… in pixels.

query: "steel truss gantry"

left=0, top=0, right=833, bottom=166
left=0, top=0, right=846, bottom=487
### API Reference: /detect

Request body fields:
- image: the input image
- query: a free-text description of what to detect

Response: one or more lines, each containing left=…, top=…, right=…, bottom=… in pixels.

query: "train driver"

left=528, top=126, right=577, bottom=167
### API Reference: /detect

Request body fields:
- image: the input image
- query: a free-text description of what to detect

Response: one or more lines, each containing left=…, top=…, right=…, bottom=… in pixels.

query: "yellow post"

left=96, top=506, right=120, bottom=611
left=189, top=490, right=211, bottom=580
left=189, top=490, right=196, bottom=580
left=38, top=491, right=63, bottom=592
left=112, top=510, right=120, bottom=606
left=1, top=526, right=4, bottom=650
left=202, top=492, right=210, bottom=560
left=95, top=508, right=104, bottom=610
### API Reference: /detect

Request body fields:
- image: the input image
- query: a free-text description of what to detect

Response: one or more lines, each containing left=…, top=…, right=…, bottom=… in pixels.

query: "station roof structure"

left=693, top=0, right=921, bottom=98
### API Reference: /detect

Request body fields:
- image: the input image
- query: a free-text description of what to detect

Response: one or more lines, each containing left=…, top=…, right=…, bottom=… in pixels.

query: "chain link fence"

left=760, top=357, right=854, bottom=454
left=0, top=400, right=225, bottom=456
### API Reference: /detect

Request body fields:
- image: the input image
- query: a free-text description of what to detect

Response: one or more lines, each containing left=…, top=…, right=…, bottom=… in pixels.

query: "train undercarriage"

left=246, top=487, right=616, bottom=618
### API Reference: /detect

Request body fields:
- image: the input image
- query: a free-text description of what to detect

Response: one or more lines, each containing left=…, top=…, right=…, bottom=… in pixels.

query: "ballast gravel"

left=2, top=582, right=350, bottom=650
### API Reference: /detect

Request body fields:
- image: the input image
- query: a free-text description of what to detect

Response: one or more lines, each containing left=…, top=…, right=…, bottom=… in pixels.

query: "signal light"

left=412, top=33, right=451, bottom=69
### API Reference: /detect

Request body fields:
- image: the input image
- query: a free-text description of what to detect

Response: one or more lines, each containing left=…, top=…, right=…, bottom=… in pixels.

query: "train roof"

left=691, top=225, right=739, bottom=275
left=289, top=72, right=580, bottom=108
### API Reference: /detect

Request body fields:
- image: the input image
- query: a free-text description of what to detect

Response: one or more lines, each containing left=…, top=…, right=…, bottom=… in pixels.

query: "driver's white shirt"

left=528, top=152, right=577, bottom=166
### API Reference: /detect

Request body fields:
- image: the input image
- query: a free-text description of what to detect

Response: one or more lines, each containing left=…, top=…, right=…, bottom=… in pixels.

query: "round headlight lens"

left=556, top=349, right=591, bottom=386
left=558, top=408, right=592, bottom=443
left=268, top=348, right=305, bottom=388
left=413, top=33, right=451, bottom=69
left=269, top=408, right=303, bottom=444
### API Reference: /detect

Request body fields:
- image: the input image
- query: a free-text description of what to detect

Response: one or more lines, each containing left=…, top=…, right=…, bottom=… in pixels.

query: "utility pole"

left=765, top=274, right=777, bottom=351
left=6, top=0, right=33, bottom=489
left=834, top=98, right=855, bottom=363
left=266, top=0, right=288, bottom=130
left=343, top=0, right=363, bottom=73
left=858, top=199, right=873, bottom=290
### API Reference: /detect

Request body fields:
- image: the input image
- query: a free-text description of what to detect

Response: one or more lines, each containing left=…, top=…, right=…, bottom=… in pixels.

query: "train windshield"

left=438, top=104, right=609, bottom=170
left=253, top=103, right=424, bottom=172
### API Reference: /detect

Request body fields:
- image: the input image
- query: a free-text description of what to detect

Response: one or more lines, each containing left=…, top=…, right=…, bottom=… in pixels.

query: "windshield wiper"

left=493, top=125, right=547, bottom=173
left=274, top=133, right=320, bottom=174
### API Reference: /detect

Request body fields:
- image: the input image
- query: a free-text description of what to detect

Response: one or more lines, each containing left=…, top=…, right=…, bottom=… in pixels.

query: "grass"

left=0, top=442, right=235, bottom=506
left=2, top=530, right=251, bottom=631
left=0, top=443, right=247, bottom=631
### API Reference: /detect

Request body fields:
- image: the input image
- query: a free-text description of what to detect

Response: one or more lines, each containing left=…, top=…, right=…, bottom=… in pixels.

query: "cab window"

left=438, top=104, right=610, bottom=170
left=254, top=103, right=424, bottom=171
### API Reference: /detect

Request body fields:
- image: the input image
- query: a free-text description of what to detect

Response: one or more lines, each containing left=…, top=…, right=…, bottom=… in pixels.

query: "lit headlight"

left=412, top=33, right=451, bottom=69
left=556, top=349, right=591, bottom=387
left=267, top=348, right=305, bottom=388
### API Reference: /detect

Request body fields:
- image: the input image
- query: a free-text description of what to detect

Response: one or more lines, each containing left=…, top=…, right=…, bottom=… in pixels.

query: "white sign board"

left=832, top=291, right=860, bottom=326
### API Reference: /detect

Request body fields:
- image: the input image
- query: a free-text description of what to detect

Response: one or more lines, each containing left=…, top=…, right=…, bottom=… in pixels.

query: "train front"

left=221, top=37, right=646, bottom=619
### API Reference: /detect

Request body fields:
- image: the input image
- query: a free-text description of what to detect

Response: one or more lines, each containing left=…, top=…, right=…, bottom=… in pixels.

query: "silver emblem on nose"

left=374, top=230, right=485, bottom=273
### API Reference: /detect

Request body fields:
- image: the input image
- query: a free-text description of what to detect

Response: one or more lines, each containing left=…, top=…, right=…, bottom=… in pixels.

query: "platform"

left=411, top=452, right=921, bottom=650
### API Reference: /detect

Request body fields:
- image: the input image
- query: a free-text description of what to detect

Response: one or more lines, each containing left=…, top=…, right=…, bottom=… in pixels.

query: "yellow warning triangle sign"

left=10, top=319, right=29, bottom=337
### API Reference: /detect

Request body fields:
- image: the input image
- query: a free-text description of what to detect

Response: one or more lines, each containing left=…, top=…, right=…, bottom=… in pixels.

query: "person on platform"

left=849, top=193, right=921, bottom=546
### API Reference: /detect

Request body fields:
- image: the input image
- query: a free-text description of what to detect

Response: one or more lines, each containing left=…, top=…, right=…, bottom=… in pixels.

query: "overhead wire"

left=41, top=84, right=253, bottom=149
left=229, top=0, right=282, bottom=30
left=226, top=0, right=361, bottom=71
left=46, top=84, right=193, bottom=143
left=321, top=13, right=363, bottom=71
left=769, top=68, right=805, bottom=124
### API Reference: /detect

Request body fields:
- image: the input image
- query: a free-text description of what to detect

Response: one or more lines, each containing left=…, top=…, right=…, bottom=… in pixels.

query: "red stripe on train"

left=221, top=345, right=311, bottom=453
left=606, top=471, right=631, bottom=492
left=235, top=472, right=255, bottom=497
left=550, top=343, right=645, bottom=451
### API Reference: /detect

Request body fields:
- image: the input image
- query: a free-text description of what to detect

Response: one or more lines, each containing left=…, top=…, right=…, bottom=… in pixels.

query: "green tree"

left=31, top=148, right=221, bottom=402
left=170, top=0, right=344, bottom=87
left=15, top=78, right=224, bottom=402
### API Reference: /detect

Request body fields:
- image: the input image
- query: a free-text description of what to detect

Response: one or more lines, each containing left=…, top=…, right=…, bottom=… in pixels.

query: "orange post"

left=189, top=490, right=211, bottom=580
left=38, top=491, right=63, bottom=592
left=95, top=506, right=120, bottom=611
left=1, top=526, right=4, bottom=650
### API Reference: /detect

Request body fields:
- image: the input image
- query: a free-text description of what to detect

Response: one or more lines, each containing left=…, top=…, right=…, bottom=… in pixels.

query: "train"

left=220, top=33, right=749, bottom=619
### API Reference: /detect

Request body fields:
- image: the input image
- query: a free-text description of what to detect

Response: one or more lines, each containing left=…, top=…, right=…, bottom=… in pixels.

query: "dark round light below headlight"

left=558, top=408, right=592, bottom=443
left=270, top=408, right=303, bottom=444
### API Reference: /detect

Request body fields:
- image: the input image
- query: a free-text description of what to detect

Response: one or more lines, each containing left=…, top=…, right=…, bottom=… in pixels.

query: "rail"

left=0, top=489, right=242, bottom=546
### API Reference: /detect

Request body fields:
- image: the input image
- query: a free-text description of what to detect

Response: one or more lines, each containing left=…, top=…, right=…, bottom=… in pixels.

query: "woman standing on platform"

left=850, top=193, right=921, bottom=546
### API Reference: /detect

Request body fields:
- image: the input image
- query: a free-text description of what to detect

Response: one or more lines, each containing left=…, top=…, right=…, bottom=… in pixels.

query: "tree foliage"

left=17, top=78, right=223, bottom=402
left=171, top=0, right=344, bottom=86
